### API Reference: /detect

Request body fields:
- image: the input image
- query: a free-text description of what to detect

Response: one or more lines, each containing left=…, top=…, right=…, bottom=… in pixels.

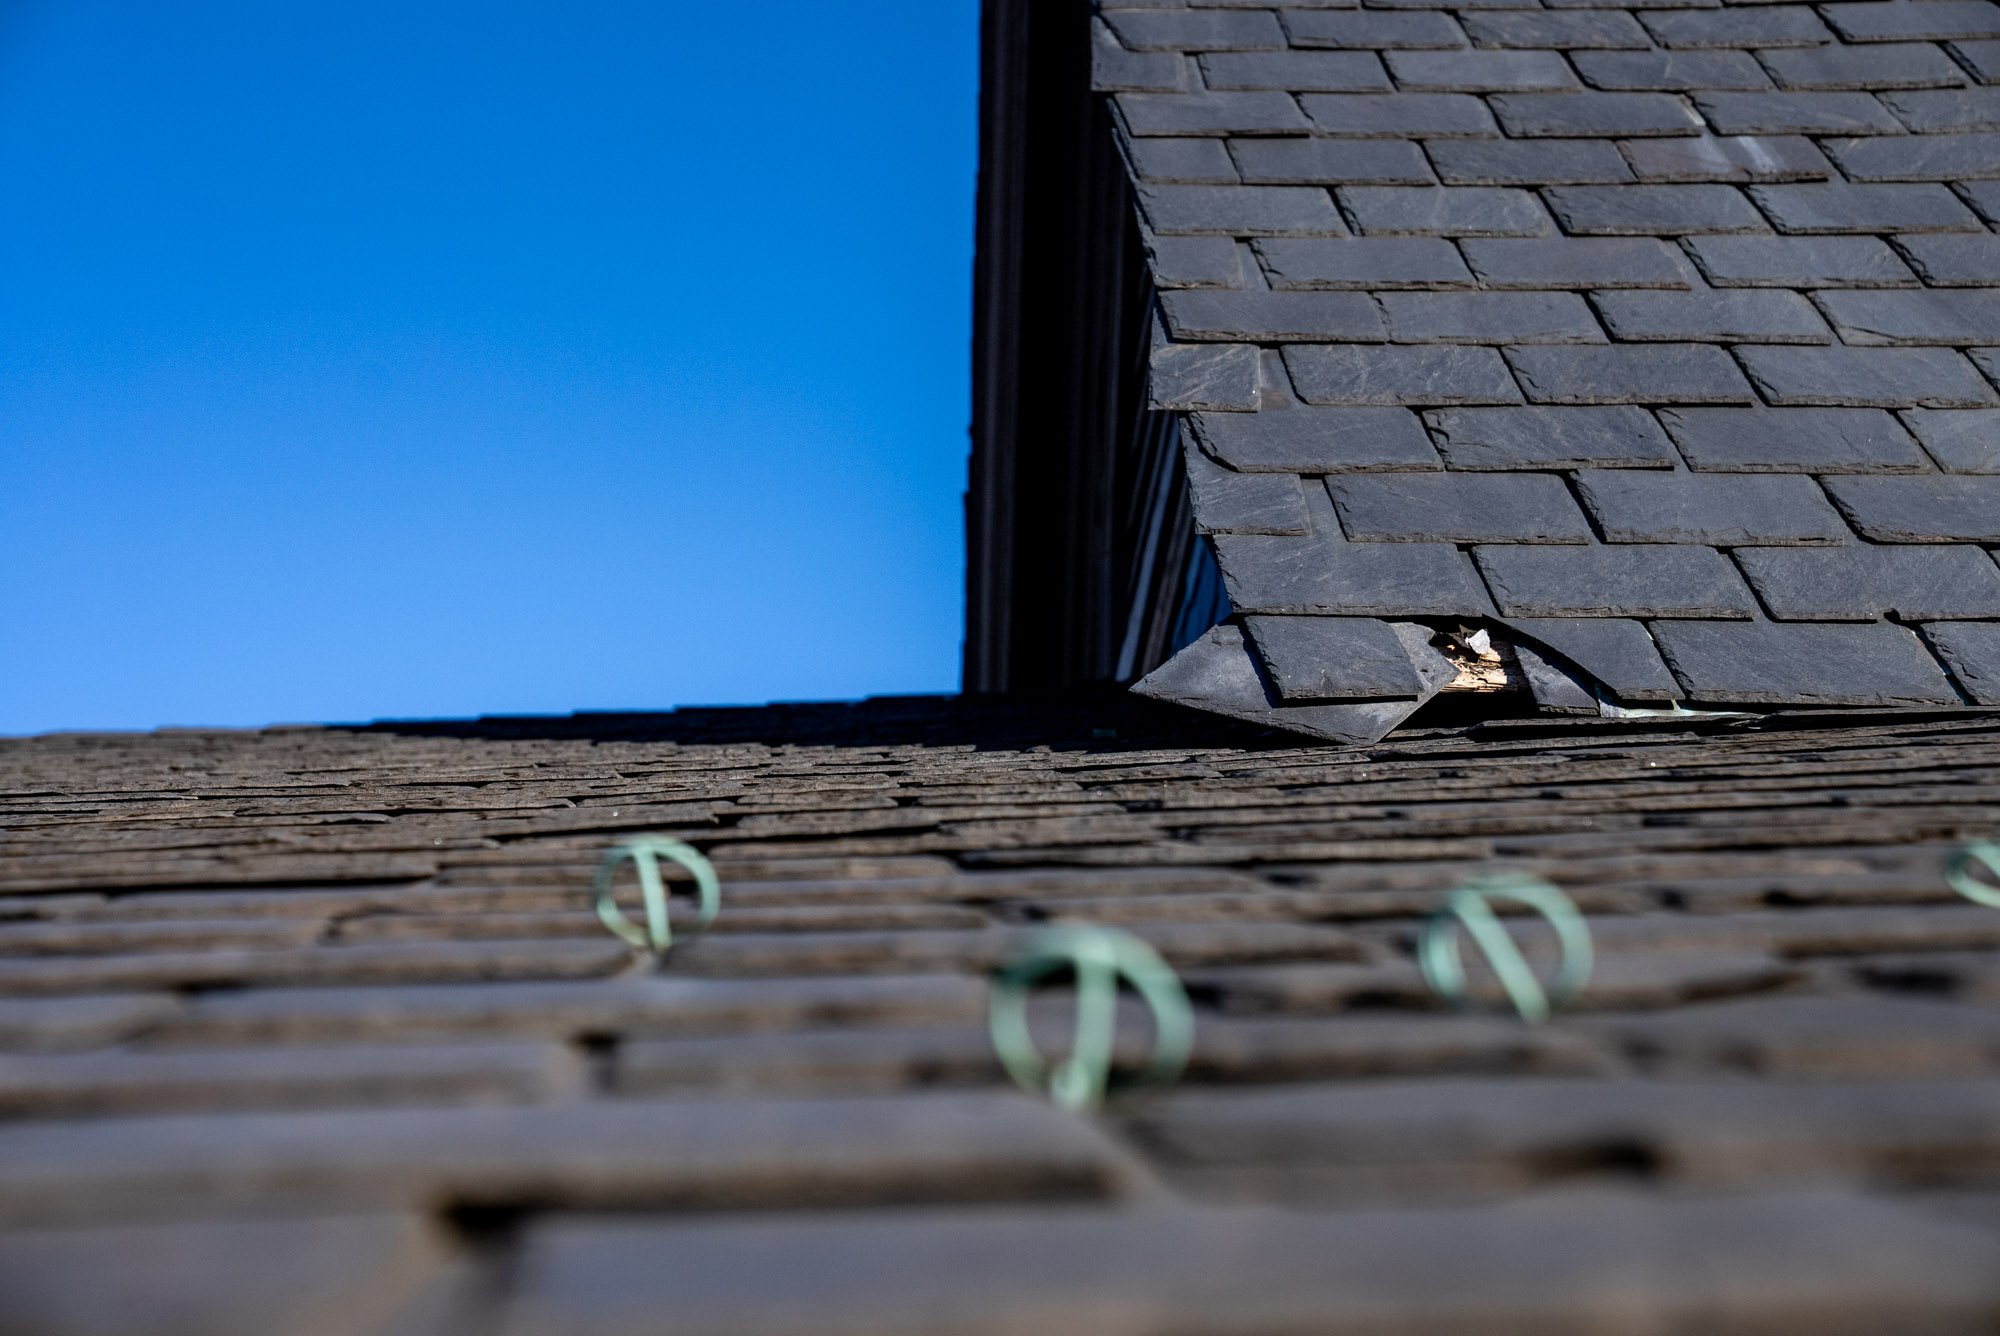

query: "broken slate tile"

left=1572, top=471, right=1851, bottom=544
left=1515, top=640, right=1602, bottom=713
left=1572, top=50, right=1773, bottom=90
left=1878, top=86, right=2000, bottom=133
left=1423, top=405, right=1678, bottom=469
left=1500, top=617, right=1683, bottom=699
left=1648, top=619, right=1961, bottom=703
left=1824, top=131, right=2000, bottom=180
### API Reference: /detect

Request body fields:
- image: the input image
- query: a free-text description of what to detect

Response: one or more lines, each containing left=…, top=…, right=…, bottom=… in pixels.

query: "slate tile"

left=1901, top=407, right=2000, bottom=470
left=1573, top=50, right=1774, bottom=89
left=1648, top=618, right=1961, bottom=702
left=1501, top=617, right=1685, bottom=698
left=1574, top=471, right=1852, bottom=543
left=1183, top=439, right=1312, bottom=535
left=1819, top=290, right=2000, bottom=346
left=1505, top=344, right=1756, bottom=403
left=1283, top=10, right=1468, bottom=48
left=1736, top=544, right=2000, bottom=617
left=1825, top=130, right=2000, bottom=178
left=1202, top=51, right=1392, bottom=92
left=1739, top=345, right=1999, bottom=406
left=1661, top=405, right=1932, bottom=469
left=1894, top=233, right=2000, bottom=284
left=1338, top=185, right=1550, bottom=235
left=1460, top=10, right=1654, bottom=48
left=1137, top=183, right=1349, bottom=235
left=494, top=1193, right=2000, bottom=1336
left=1822, top=1, right=2000, bottom=43
left=1424, top=405, right=1680, bottom=467
left=1329, top=473, right=1596, bottom=542
left=1691, top=90, right=1909, bottom=134
left=1822, top=474, right=2000, bottom=538
left=1879, top=86, right=2000, bottom=131
left=1489, top=91, right=1705, bottom=136
left=1475, top=544, right=1760, bottom=615
left=1093, top=18, right=1187, bottom=93
left=1381, top=291, right=1608, bottom=343
left=1126, top=137, right=1240, bottom=183
left=1957, top=37, right=2000, bottom=81
left=1285, top=344, right=1524, bottom=403
left=1384, top=50, right=1580, bottom=91
left=1640, top=6, right=1836, bottom=46
left=1543, top=0, right=1724, bottom=10
left=1515, top=640, right=1602, bottom=711
left=1242, top=616, right=1428, bottom=698
left=1161, top=290, right=1388, bottom=341
left=1213, top=529, right=1496, bottom=614
left=1760, top=42, right=1969, bottom=89
left=1257, top=236, right=1474, bottom=287
left=1230, top=138, right=1437, bottom=185
left=1685, top=234, right=1918, bottom=286
left=1591, top=289, right=1831, bottom=341
left=1748, top=182, right=1984, bottom=231
left=1924, top=621, right=2000, bottom=702
left=1118, top=91, right=1316, bottom=137
left=1146, top=234, right=1243, bottom=288
left=1151, top=338, right=1264, bottom=411
left=1961, top=180, right=2000, bottom=225
left=1620, top=135, right=1833, bottom=182
left=1544, top=183, right=1769, bottom=233
left=1461, top=236, right=1694, bottom=286
left=0, top=994, right=178, bottom=1054
left=1300, top=93, right=1498, bottom=136
left=1428, top=138, right=1636, bottom=184
left=1190, top=404, right=1445, bottom=471
left=1103, top=10, right=1288, bottom=52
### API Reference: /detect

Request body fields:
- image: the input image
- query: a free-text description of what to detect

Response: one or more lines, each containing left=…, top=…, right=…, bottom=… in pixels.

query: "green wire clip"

left=1418, top=873, right=1593, bottom=1024
left=988, top=924, right=1194, bottom=1111
left=1947, top=841, right=2000, bottom=909
left=592, top=835, right=721, bottom=952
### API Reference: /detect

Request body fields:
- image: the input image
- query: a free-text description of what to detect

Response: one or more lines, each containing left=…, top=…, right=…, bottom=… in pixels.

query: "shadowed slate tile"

left=1329, top=473, right=1594, bottom=542
left=1693, top=91, right=1907, bottom=135
left=1380, top=292, right=1606, bottom=343
left=1429, top=138, right=1634, bottom=184
left=1475, top=545, right=1759, bottom=616
left=1951, top=38, right=2000, bottom=83
left=1201, top=51, right=1391, bottom=92
left=1748, top=182, right=1981, bottom=232
left=1384, top=50, right=1578, bottom=90
left=1258, top=237, right=1473, bottom=288
left=1183, top=440, right=1311, bottom=535
left=1515, top=641, right=1600, bottom=712
left=1901, top=408, right=2000, bottom=471
left=1686, top=235, right=1917, bottom=286
left=1285, top=345, right=1522, bottom=404
left=1505, top=345, right=1755, bottom=403
left=1879, top=87, right=2000, bottom=132
left=1461, top=237, right=1691, bottom=287
left=1620, top=135, right=1832, bottom=183
left=1573, top=50, right=1772, bottom=90
left=1191, top=405, right=1442, bottom=472
left=1489, top=92, right=1702, bottom=137
left=1895, top=234, right=2000, bottom=286
left=1230, top=139, right=1435, bottom=185
left=1572, top=472, right=1850, bottom=544
left=1243, top=616, right=1427, bottom=698
left=1502, top=617, right=1683, bottom=699
left=1822, top=475, right=2000, bottom=540
left=1640, top=6, right=1835, bottom=47
left=1125, top=138, right=1238, bottom=184
left=1284, top=10, right=1467, bottom=49
left=1739, top=346, right=1998, bottom=407
left=1591, top=290, right=1830, bottom=342
left=1338, top=186, right=1548, bottom=235
left=1823, top=1, right=2000, bottom=42
left=1819, top=291, right=2000, bottom=346
left=1300, top=93, right=1497, bottom=137
left=494, top=1193, right=2000, bottom=1336
left=1461, top=10, right=1652, bottom=48
left=1214, top=529, right=1495, bottom=614
left=1826, top=131, right=2000, bottom=180
left=1764, top=43, right=1969, bottom=90
left=1424, top=405, right=1678, bottom=468
left=1137, top=184, right=1347, bottom=236
left=1103, top=10, right=1287, bottom=52
left=1650, top=620, right=1959, bottom=703
left=1161, top=291, right=1386, bottom=342
left=1545, top=184, right=1769, bottom=234
left=1661, top=406, right=1930, bottom=471
left=1925, top=622, right=2000, bottom=703
left=1736, top=545, right=2000, bottom=618
left=1092, top=19, right=1185, bottom=93
left=1119, top=92, right=1315, bottom=138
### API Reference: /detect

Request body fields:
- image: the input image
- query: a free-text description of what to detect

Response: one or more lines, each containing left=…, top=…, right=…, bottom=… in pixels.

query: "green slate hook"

left=1419, top=872, right=1593, bottom=1024
left=988, top=924, right=1194, bottom=1112
left=1947, top=841, right=2000, bottom=909
left=592, top=835, right=721, bottom=952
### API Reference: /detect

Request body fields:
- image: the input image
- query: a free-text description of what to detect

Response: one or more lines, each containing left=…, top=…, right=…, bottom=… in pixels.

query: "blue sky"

left=0, top=1, right=978, bottom=733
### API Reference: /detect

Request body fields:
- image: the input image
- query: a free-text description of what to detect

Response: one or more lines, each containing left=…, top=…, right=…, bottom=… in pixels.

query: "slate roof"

left=7, top=697, right=2000, bottom=1330
left=1098, top=0, right=2000, bottom=742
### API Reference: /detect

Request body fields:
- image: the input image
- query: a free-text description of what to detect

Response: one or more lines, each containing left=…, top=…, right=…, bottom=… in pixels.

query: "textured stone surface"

left=1660, top=407, right=1931, bottom=472
left=1901, top=409, right=2000, bottom=472
left=1738, top=346, right=1999, bottom=408
left=1650, top=620, right=1962, bottom=703
left=1685, top=235, right=1917, bottom=287
left=1423, top=405, right=1678, bottom=469
left=1822, top=476, right=2000, bottom=540
left=1736, top=545, right=2000, bottom=620
left=1505, top=344, right=1755, bottom=404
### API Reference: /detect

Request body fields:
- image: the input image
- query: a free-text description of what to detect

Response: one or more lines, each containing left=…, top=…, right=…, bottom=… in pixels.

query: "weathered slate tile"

left=1736, top=544, right=2000, bottom=618
left=1461, top=236, right=1693, bottom=287
left=1502, top=617, right=1685, bottom=698
left=1151, top=338, right=1263, bottom=411
left=1489, top=91, right=1703, bottom=136
left=0, top=916, right=322, bottom=957
left=1424, top=405, right=1679, bottom=468
left=1901, top=407, right=2000, bottom=470
left=1284, top=344, right=1524, bottom=404
left=1739, top=345, right=1999, bottom=406
left=1573, top=471, right=1850, bottom=544
left=1685, top=234, right=1919, bottom=286
left=1243, top=616, right=1428, bottom=698
left=1214, top=528, right=1497, bottom=613
left=1925, top=622, right=2000, bottom=702
left=1183, top=442, right=1310, bottom=536
left=1505, top=344, right=1756, bottom=403
left=1821, top=474, right=2000, bottom=539
left=1582, top=994, right=2000, bottom=1078
left=1661, top=406, right=1931, bottom=470
left=1330, top=473, right=1594, bottom=542
left=1619, top=134, right=1833, bottom=182
left=1338, top=185, right=1550, bottom=235
left=1592, top=289, right=1831, bottom=342
left=1693, top=90, right=1909, bottom=135
left=1764, top=43, right=1967, bottom=90
left=1475, top=545, right=1761, bottom=616
left=1257, top=236, right=1475, bottom=288
left=1650, top=619, right=1962, bottom=703
left=1546, top=183, right=1770, bottom=233
left=1380, top=291, right=1606, bottom=343
left=1879, top=86, right=2000, bottom=132
left=1819, top=290, right=2000, bottom=346
left=1825, top=130, right=2000, bottom=179
left=1895, top=233, right=2000, bottom=285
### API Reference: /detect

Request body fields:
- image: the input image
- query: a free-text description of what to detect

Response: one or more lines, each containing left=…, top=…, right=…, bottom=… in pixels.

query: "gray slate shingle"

left=1739, top=346, right=1999, bottom=407
left=1900, top=408, right=2000, bottom=472
left=1475, top=545, right=1761, bottom=616
left=1424, top=405, right=1680, bottom=469
left=1505, top=344, right=1756, bottom=403
left=1661, top=406, right=1932, bottom=471
left=1649, top=620, right=1961, bottom=703
left=1822, top=475, right=2000, bottom=540
left=1573, top=472, right=1853, bottom=544
left=1590, top=290, right=1832, bottom=343
left=1329, top=473, right=1595, bottom=543
left=1686, top=235, right=1919, bottom=287
left=1285, top=345, right=1525, bottom=405
left=1735, top=545, right=2000, bottom=619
